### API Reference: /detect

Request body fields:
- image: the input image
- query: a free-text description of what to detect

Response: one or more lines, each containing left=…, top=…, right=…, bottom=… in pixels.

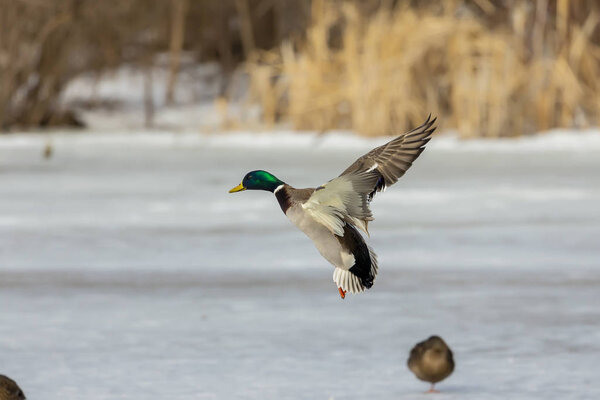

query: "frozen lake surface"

left=1, top=131, right=600, bottom=399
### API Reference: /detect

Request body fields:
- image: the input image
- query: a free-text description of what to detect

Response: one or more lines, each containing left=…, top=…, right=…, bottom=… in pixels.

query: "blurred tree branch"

left=165, top=0, right=188, bottom=105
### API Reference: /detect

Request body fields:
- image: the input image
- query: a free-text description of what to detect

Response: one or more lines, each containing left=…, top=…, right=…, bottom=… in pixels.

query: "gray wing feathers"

left=340, top=115, right=436, bottom=198
left=303, top=116, right=435, bottom=236
left=339, top=171, right=380, bottom=220
left=303, top=172, right=378, bottom=236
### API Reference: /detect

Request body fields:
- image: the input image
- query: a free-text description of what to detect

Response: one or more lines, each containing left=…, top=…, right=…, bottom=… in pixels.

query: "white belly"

left=286, top=206, right=355, bottom=270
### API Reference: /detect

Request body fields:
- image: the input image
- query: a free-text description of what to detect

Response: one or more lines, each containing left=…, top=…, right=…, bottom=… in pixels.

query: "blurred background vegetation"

left=0, top=0, right=598, bottom=137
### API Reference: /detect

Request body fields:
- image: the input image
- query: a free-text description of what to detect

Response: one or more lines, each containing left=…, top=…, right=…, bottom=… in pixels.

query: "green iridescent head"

left=229, top=170, right=284, bottom=193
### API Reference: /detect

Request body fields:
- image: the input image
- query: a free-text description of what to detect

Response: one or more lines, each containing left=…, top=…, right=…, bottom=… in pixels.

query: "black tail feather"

left=339, top=224, right=375, bottom=289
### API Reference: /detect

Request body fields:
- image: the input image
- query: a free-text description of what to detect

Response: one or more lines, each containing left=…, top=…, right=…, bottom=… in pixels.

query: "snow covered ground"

left=1, top=129, right=599, bottom=399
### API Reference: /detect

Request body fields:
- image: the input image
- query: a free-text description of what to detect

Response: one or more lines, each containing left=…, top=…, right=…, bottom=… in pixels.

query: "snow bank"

left=2, top=128, right=600, bottom=153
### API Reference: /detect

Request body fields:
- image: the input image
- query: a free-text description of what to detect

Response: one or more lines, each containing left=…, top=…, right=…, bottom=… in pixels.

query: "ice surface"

left=1, top=130, right=599, bottom=399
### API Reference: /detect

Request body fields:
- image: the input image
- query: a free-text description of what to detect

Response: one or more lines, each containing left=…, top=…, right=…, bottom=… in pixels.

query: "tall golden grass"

left=246, top=0, right=600, bottom=137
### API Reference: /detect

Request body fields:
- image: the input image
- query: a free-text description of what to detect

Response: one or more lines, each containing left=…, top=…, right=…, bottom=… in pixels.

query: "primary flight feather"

left=229, top=115, right=436, bottom=298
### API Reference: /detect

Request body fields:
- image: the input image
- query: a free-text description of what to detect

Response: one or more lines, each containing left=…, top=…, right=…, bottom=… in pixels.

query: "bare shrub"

left=0, top=0, right=307, bottom=130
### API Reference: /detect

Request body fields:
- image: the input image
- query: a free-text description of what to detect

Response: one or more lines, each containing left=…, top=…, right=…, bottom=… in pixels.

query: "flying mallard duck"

left=0, top=375, right=26, bottom=400
left=229, top=116, right=436, bottom=299
left=407, top=335, right=454, bottom=393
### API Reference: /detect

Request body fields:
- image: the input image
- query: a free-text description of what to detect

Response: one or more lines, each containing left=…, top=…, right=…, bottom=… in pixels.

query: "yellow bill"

left=229, top=183, right=246, bottom=193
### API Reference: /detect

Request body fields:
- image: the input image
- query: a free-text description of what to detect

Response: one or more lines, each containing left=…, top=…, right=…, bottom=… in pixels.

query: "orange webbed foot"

left=426, top=385, right=440, bottom=394
left=338, top=287, right=346, bottom=299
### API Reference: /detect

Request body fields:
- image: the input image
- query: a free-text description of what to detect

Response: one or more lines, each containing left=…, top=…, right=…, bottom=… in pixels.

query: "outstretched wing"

left=303, top=116, right=436, bottom=236
left=340, top=115, right=436, bottom=200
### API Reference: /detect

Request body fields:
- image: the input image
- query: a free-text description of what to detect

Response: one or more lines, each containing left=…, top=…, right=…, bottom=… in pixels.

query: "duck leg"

left=426, top=384, right=440, bottom=393
left=338, top=287, right=346, bottom=299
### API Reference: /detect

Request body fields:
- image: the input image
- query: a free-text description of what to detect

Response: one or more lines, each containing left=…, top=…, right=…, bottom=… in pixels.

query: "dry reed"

left=246, top=0, right=600, bottom=137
